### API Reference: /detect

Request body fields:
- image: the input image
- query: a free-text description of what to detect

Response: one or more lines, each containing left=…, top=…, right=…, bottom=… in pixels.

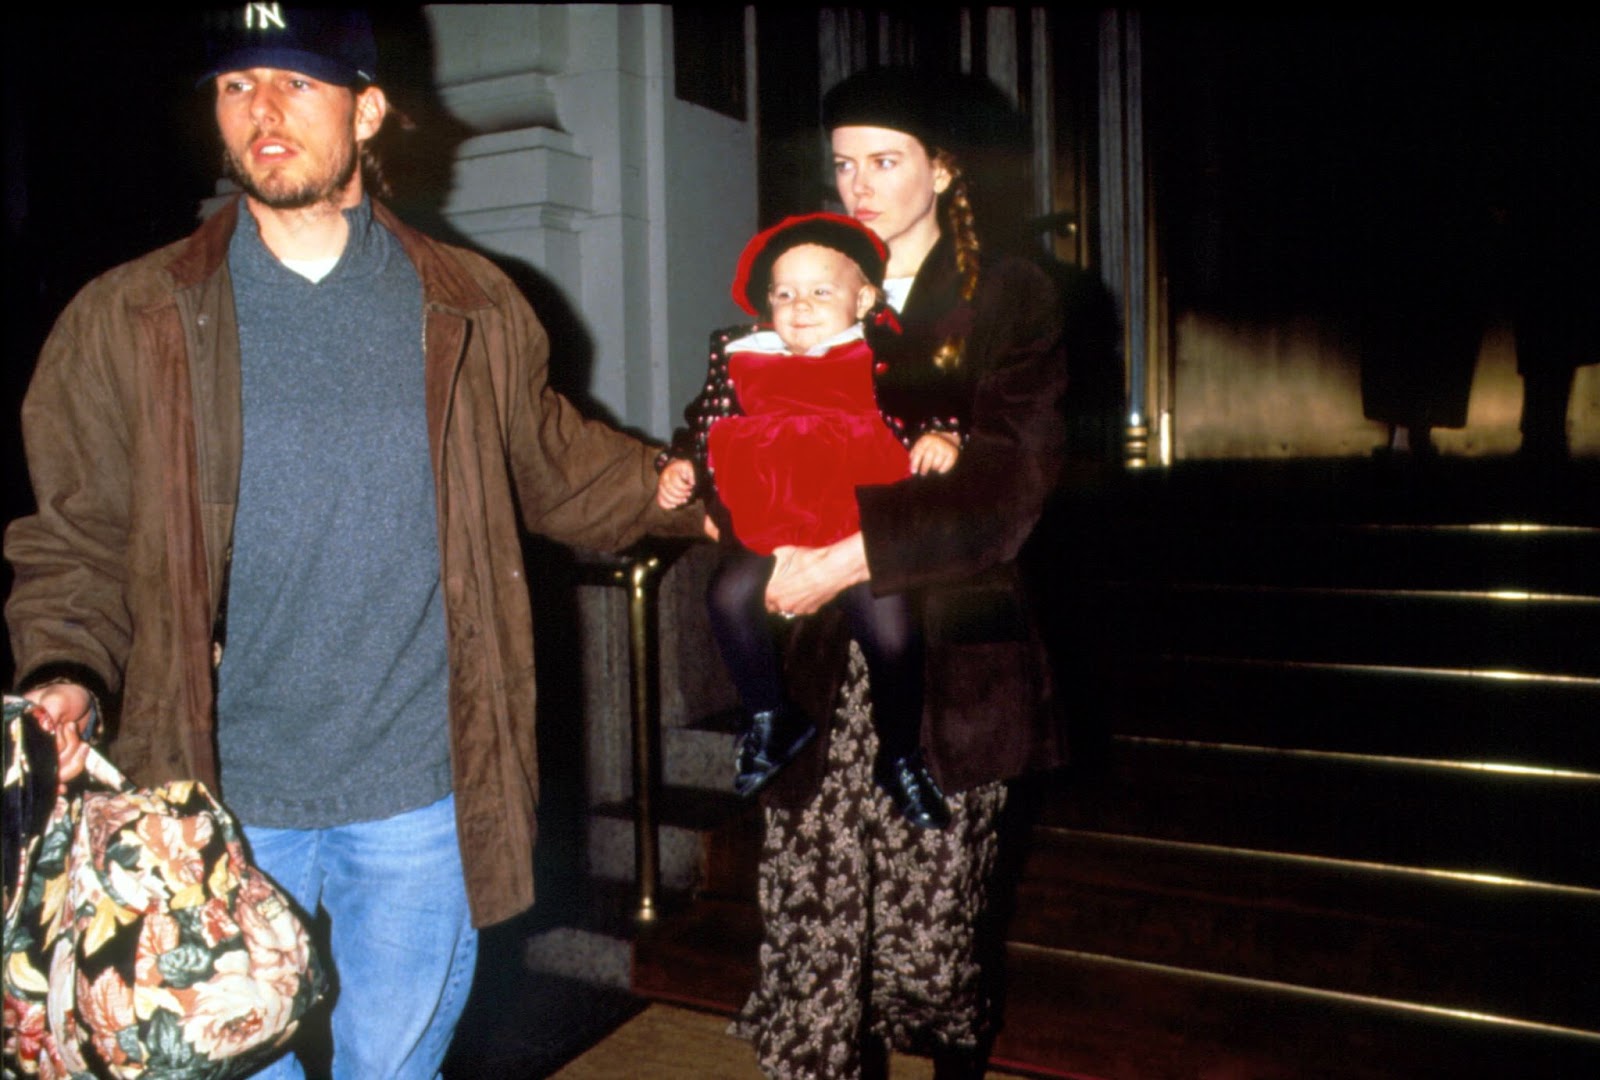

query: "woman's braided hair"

left=931, top=148, right=980, bottom=371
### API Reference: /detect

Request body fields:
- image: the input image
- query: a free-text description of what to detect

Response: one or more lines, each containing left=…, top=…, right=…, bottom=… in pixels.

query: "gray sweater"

left=215, top=197, right=451, bottom=828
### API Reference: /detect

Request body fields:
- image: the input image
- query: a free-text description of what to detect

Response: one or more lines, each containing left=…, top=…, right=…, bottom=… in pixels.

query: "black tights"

left=707, top=547, right=925, bottom=762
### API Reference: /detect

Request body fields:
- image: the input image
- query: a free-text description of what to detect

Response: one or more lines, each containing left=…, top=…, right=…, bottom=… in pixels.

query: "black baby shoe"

left=874, top=748, right=952, bottom=829
left=734, top=704, right=816, bottom=797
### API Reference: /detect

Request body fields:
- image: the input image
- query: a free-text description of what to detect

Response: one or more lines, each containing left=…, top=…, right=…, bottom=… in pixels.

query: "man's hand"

left=23, top=681, right=94, bottom=790
left=765, top=532, right=871, bottom=615
left=656, top=459, right=697, bottom=509
left=909, top=431, right=960, bottom=475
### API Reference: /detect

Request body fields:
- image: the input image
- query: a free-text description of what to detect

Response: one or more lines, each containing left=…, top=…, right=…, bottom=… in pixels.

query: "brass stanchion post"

left=573, top=540, right=689, bottom=925
left=626, top=552, right=663, bottom=923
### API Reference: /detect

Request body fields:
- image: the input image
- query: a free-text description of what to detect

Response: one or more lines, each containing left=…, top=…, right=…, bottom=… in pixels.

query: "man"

left=4, top=8, right=697, bottom=1077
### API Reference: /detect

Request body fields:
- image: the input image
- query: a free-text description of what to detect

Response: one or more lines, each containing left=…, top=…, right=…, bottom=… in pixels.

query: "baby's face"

left=767, top=243, right=875, bottom=353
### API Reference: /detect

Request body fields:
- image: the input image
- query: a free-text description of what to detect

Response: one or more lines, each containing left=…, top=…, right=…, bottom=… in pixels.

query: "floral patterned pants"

left=731, top=645, right=1009, bottom=1079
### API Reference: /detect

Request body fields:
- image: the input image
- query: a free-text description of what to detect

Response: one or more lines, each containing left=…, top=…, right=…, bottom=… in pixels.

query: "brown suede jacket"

left=4, top=198, right=700, bottom=927
left=766, top=235, right=1074, bottom=807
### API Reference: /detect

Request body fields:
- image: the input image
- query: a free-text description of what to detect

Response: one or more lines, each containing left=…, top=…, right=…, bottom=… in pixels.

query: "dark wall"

left=1143, top=15, right=1600, bottom=454
left=1148, top=15, right=1600, bottom=324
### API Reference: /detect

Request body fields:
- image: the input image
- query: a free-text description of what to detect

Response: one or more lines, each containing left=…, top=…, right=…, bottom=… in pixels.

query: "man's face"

left=766, top=243, right=876, bottom=354
left=215, top=68, right=382, bottom=211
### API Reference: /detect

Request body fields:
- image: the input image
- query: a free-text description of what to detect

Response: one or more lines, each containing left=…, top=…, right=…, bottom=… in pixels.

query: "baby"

left=657, top=213, right=961, bottom=828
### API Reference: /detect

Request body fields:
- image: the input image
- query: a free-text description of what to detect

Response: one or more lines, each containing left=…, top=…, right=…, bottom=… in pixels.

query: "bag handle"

left=80, top=746, right=136, bottom=795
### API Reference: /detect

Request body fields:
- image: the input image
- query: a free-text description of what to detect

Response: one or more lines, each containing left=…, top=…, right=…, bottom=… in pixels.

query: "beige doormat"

left=552, top=1003, right=1031, bottom=1079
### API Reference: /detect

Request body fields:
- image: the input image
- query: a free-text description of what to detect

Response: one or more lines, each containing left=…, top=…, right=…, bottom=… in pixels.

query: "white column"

left=423, top=4, right=756, bottom=438
left=426, top=5, right=596, bottom=408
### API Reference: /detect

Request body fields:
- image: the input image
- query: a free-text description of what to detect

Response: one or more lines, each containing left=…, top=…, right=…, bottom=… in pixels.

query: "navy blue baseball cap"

left=199, top=6, right=377, bottom=88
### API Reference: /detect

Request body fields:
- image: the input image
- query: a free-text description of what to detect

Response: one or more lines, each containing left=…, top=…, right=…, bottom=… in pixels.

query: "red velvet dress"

left=708, top=337, right=910, bottom=556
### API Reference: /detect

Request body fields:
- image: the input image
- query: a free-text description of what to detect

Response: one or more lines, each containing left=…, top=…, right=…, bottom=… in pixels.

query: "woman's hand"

left=24, top=681, right=94, bottom=791
left=909, top=431, right=961, bottom=475
left=765, top=532, right=871, bottom=615
left=656, top=459, right=696, bottom=509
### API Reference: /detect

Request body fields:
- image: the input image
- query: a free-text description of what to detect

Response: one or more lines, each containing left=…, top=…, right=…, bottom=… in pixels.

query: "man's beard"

left=222, top=138, right=359, bottom=211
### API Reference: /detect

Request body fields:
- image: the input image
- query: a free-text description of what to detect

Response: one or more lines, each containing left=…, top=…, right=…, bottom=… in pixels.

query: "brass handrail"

left=575, top=539, right=690, bottom=923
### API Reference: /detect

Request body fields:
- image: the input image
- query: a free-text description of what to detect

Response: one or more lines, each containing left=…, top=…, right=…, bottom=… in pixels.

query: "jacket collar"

left=164, top=195, right=494, bottom=312
left=374, top=200, right=493, bottom=312
left=166, top=198, right=239, bottom=290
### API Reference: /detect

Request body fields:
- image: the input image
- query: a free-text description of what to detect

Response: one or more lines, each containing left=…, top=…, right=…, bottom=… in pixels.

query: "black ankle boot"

left=734, top=704, right=815, bottom=797
left=874, top=748, right=952, bottom=829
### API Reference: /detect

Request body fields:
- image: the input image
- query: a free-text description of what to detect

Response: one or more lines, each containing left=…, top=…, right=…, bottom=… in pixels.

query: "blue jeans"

left=242, top=793, right=478, bottom=1080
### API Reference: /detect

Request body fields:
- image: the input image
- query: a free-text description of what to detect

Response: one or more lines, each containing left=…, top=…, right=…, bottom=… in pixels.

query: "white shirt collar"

left=882, top=276, right=914, bottom=313
left=725, top=321, right=866, bottom=356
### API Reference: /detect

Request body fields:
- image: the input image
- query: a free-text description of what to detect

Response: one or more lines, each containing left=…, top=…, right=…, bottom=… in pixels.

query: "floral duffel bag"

left=3, top=695, right=326, bottom=1079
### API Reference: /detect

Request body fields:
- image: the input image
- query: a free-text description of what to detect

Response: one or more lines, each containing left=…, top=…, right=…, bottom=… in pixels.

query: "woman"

left=730, top=68, right=1076, bottom=1079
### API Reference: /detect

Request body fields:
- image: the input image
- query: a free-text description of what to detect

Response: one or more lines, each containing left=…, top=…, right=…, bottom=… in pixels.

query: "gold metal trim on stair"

left=1166, top=653, right=1600, bottom=687
left=1137, top=581, right=1600, bottom=604
left=1008, top=942, right=1600, bottom=1042
left=1046, top=827, right=1600, bottom=898
left=1116, top=734, right=1600, bottom=782
left=1374, top=522, right=1598, bottom=535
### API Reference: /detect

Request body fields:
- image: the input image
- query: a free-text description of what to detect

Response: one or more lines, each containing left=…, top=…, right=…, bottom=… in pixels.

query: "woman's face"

left=831, top=126, right=950, bottom=269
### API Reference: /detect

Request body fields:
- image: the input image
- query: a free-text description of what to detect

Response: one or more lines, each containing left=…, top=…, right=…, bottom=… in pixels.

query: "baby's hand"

left=656, top=458, right=697, bottom=509
left=909, top=431, right=961, bottom=475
